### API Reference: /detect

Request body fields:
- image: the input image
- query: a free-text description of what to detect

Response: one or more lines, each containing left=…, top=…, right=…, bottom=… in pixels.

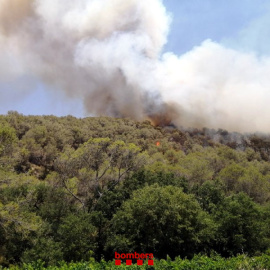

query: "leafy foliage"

left=2, top=255, right=270, bottom=269
left=1, top=112, right=270, bottom=267
left=107, top=185, right=215, bottom=258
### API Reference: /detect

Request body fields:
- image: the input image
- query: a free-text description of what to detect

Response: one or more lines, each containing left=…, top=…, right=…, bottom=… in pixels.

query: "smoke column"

left=1, top=0, right=270, bottom=132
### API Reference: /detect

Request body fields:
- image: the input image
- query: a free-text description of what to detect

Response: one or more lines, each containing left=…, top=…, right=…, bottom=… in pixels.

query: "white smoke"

left=158, top=40, right=270, bottom=132
left=0, top=0, right=270, bottom=132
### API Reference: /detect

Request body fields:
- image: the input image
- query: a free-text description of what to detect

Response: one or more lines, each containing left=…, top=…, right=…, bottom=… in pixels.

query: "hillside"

left=1, top=111, right=270, bottom=267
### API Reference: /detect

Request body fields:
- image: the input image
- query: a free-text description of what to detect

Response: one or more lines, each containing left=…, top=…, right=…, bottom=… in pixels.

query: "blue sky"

left=163, top=0, right=269, bottom=55
left=1, top=0, right=270, bottom=117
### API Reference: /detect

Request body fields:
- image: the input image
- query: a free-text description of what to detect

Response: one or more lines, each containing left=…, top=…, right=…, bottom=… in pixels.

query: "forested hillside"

left=1, top=111, right=270, bottom=267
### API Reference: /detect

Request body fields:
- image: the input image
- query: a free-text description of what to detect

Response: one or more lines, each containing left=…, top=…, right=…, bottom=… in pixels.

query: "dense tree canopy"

left=1, top=111, right=270, bottom=267
left=107, top=185, right=215, bottom=258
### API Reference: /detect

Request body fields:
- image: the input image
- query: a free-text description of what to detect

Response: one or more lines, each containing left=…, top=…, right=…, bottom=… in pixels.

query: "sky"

left=163, top=0, right=269, bottom=55
left=1, top=0, right=270, bottom=118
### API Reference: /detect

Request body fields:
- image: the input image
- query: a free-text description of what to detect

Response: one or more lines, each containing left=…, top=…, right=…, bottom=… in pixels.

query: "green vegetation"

left=1, top=111, right=270, bottom=268
left=2, top=255, right=270, bottom=270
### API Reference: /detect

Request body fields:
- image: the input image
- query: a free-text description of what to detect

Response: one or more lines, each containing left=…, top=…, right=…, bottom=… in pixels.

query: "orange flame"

left=156, top=141, right=160, bottom=146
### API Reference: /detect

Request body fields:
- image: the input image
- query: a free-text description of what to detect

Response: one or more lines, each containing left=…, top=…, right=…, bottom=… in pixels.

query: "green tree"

left=196, top=180, right=225, bottom=213
left=214, top=193, right=268, bottom=256
left=107, top=185, right=215, bottom=258
left=218, top=163, right=245, bottom=193
left=0, top=125, right=17, bottom=164
left=55, top=139, right=147, bottom=211
left=58, top=213, right=97, bottom=262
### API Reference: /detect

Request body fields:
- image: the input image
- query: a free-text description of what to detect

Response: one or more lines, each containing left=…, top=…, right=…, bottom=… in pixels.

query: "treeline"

left=1, top=111, right=270, bottom=267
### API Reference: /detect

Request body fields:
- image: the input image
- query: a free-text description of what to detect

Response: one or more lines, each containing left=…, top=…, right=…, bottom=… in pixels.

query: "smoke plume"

left=1, top=0, right=270, bottom=132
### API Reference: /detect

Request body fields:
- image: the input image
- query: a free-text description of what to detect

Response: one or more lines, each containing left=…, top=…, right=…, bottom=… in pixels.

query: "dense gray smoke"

left=1, top=0, right=270, bottom=132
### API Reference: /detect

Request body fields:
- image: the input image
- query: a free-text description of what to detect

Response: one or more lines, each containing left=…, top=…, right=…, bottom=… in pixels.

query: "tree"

left=0, top=188, right=42, bottom=266
left=236, top=166, right=270, bottom=203
left=0, top=125, right=17, bottom=163
left=107, top=184, right=215, bottom=258
left=55, top=138, right=147, bottom=211
left=58, top=213, right=97, bottom=262
left=196, top=180, right=225, bottom=213
left=218, top=163, right=245, bottom=193
left=179, top=152, right=214, bottom=187
left=213, top=193, right=268, bottom=256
